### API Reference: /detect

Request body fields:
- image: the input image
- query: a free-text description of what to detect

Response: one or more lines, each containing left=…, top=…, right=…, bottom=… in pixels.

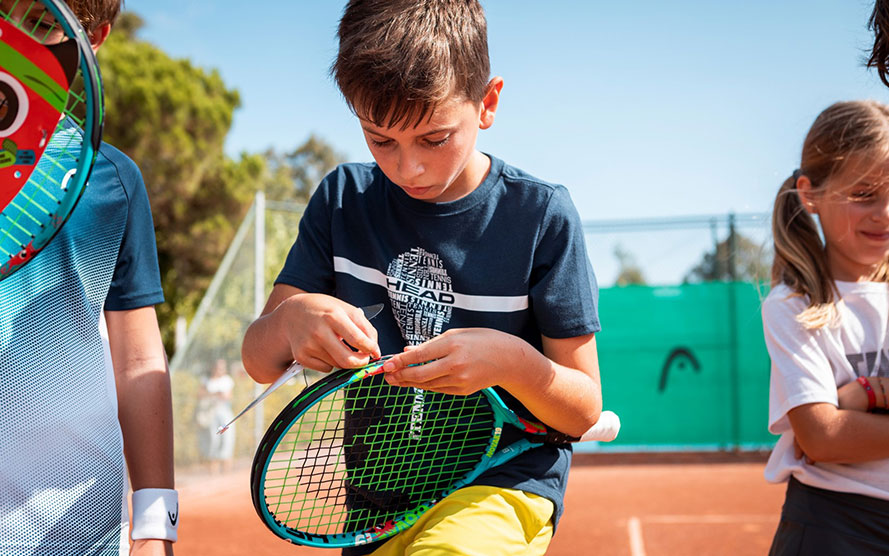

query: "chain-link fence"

left=169, top=196, right=777, bottom=467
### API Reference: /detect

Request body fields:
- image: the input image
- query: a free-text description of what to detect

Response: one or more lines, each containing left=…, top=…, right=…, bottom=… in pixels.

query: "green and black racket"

left=250, top=356, right=620, bottom=548
left=0, top=0, right=103, bottom=280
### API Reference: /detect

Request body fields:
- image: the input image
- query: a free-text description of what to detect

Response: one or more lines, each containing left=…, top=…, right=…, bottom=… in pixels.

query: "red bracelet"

left=857, top=376, right=877, bottom=411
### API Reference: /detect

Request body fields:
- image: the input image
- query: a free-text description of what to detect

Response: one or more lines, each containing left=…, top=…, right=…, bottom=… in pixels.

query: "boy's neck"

left=445, top=150, right=491, bottom=203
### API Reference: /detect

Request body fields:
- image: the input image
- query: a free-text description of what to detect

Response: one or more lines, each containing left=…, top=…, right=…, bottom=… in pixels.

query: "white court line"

left=627, top=516, right=646, bottom=556
left=626, top=514, right=776, bottom=556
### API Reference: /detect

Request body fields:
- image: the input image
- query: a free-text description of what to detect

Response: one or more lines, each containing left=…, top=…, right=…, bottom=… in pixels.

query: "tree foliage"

left=97, top=14, right=343, bottom=353
left=263, top=135, right=346, bottom=202
left=683, top=232, right=771, bottom=283
left=98, top=14, right=255, bottom=351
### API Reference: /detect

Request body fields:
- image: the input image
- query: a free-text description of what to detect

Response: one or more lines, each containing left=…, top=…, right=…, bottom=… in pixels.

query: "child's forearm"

left=118, top=365, right=175, bottom=489
left=106, top=307, right=175, bottom=489
left=498, top=335, right=602, bottom=438
left=242, top=307, right=298, bottom=384
left=242, top=286, right=382, bottom=383
left=789, top=402, right=889, bottom=463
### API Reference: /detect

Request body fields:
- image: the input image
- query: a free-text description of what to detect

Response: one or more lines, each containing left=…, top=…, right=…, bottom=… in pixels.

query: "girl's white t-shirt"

left=763, top=281, right=889, bottom=500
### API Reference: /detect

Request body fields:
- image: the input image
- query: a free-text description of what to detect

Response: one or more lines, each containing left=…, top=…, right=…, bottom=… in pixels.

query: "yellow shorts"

left=369, top=486, right=554, bottom=556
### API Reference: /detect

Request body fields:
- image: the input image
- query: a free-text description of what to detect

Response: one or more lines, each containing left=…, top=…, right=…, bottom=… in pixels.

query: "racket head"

left=0, top=0, right=103, bottom=281
left=250, top=359, right=502, bottom=548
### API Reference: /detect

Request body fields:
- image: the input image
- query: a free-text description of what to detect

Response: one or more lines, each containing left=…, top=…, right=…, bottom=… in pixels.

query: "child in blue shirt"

left=242, top=1, right=602, bottom=554
left=0, top=2, right=176, bottom=554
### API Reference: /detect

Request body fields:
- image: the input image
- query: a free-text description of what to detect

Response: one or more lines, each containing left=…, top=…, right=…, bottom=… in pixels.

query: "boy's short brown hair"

left=332, top=0, right=490, bottom=129
left=66, top=0, right=122, bottom=31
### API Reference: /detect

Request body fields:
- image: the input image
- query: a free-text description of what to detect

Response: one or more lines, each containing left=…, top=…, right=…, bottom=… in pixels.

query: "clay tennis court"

left=175, top=453, right=785, bottom=555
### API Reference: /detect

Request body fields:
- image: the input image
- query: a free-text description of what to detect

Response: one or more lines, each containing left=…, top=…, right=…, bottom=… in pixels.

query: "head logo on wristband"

left=131, top=488, right=179, bottom=542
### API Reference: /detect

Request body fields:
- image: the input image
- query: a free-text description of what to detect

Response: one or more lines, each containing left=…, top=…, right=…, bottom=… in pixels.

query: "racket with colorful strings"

left=0, top=0, right=103, bottom=280
left=251, top=356, right=620, bottom=548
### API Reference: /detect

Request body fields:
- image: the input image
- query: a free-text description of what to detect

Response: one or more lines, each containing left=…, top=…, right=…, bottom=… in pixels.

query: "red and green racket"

left=250, top=356, right=620, bottom=548
left=0, top=0, right=103, bottom=280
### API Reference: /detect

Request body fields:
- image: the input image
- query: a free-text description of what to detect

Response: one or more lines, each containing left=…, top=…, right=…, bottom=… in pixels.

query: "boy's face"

left=1, top=0, right=66, bottom=44
left=359, top=95, right=490, bottom=204
left=0, top=0, right=110, bottom=50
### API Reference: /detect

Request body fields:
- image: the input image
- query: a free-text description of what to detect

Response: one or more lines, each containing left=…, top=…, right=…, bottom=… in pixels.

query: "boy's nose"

left=397, top=151, right=424, bottom=180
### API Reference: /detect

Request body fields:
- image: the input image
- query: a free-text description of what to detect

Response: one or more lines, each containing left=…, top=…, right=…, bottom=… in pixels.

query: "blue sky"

left=130, top=1, right=887, bottom=282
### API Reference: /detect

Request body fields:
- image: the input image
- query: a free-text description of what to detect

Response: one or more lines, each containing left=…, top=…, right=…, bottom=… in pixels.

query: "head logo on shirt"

left=386, top=247, right=453, bottom=346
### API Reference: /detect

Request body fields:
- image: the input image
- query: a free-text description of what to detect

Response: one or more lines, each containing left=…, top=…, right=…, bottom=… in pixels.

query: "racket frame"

left=0, top=0, right=104, bottom=279
left=250, top=359, right=563, bottom=548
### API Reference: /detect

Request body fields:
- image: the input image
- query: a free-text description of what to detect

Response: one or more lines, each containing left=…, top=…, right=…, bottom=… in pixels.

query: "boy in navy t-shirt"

left=242, top=1, right=602, bottom=554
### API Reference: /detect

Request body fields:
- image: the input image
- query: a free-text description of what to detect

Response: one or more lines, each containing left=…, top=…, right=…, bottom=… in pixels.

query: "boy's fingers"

left=385, top=357, right=444, bottom=385
left=324, top=338, right=374, bottom=370
left=323, top=306, right=377, bottom=358
left=383, top=342, right=441, bottom=372
left=338, top=325, right=379, bottom=360
left=298, top=355, right=333, bottom=373
left=355, top=315, right=378, bottom=340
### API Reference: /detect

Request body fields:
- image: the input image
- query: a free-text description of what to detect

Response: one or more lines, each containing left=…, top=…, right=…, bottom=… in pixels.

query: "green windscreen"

left=589, top=282, right=777, bottom=451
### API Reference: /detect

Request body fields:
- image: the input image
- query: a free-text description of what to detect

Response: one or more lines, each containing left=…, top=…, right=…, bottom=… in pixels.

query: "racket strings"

left=261, top=375, right=496, bottom=537
left=1, top=1, right=62, bottom=44
left=1, top=124, right=81, bottom=256
left=0, top=0, right=101, bottom=279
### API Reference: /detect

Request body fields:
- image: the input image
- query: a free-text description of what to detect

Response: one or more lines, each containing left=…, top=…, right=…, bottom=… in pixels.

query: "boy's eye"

left=369, top=138, right=393, bottom=148
left=24, top=13, right=60, bottom=37
left=424, top=135, right=450, bottom=148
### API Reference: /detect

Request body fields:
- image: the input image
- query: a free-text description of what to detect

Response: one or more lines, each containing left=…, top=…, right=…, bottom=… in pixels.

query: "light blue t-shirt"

left=0, top=138, right=163, bottom=555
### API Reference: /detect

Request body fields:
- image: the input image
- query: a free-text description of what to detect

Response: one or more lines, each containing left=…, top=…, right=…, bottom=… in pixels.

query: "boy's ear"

left=479, top=77, right=504, bottom=130
left=795, top=175, right=818, bottom=214
left=88, top=23, right=112, bottom=52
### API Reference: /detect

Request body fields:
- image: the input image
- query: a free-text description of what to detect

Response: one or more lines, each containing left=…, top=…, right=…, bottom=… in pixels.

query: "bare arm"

left=380, top=330, right=602, bottom=438
left=502, top=333, right=602, bottom=437
left=241, top=284, right=381, bottom=383
left=106, top=306, right=174, bottom=556
left=789, top=377, right=889, bottom=463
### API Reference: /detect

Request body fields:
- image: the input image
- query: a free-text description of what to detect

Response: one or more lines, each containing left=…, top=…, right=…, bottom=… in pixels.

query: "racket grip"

left=578, top=410, right=620, bottom=442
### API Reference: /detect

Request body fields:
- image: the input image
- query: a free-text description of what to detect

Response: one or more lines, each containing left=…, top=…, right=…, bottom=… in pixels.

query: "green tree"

left=683, top=232, right=771, bottom=283
left=262, top=135, right=346, bottom=202
left=98, top=14, right=257, bottom=351
left=613, top=244, right=646, bottom=286
left=97, top=15, right=348, bottom=353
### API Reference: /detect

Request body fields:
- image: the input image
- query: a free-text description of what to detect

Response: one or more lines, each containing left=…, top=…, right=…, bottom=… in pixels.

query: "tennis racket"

left=0, top=0, right=103, bottom=280
left=251, top=356, right=620, bottom=548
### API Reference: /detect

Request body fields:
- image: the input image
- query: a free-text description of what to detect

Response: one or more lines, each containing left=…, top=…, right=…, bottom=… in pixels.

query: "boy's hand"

left=381, top=328, right=524, bottom=395
left=276, top=293, right=381, bottom=372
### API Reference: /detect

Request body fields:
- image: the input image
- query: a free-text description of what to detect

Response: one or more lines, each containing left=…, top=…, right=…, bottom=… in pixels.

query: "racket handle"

left=577, top=410, right=620, bottom=442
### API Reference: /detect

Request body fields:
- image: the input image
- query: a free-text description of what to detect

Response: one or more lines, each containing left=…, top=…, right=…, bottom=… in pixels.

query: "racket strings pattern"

left=3, top=123, right=79, bottom=243
left=0, top=0, right=102, bottom=279
left=256, top=371, right=497, bottom=544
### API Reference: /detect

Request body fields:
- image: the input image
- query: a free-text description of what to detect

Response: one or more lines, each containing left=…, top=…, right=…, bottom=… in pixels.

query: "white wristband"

left=131, top=488, right=179, bottom=542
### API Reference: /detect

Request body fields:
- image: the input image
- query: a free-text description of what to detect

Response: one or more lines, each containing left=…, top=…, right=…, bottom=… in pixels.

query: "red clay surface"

left=174, top=456, right=785, bottom=555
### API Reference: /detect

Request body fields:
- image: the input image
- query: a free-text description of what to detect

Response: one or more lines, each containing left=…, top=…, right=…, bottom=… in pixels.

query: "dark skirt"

left=769, top=476, right=889, bottom=556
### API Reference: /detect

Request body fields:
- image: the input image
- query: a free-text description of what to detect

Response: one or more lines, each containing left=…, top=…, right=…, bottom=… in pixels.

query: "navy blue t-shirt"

left=276, top=154, right=599, bottom=550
